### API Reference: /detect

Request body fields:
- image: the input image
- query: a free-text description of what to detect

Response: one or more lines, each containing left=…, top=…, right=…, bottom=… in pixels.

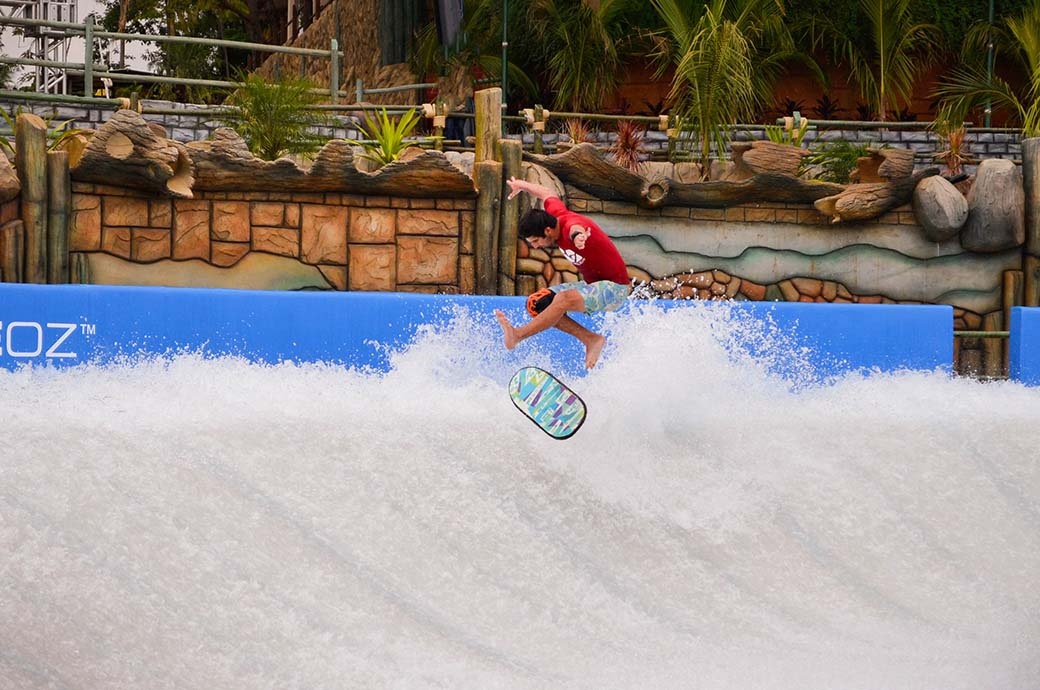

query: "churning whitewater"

left=1, top=302, right=1038, bottom=690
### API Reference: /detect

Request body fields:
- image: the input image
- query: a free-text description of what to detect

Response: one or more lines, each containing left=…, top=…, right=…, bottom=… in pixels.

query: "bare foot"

left=584, top=334, right=606, bottom=369
left=494, top=309, right=520, bottom=350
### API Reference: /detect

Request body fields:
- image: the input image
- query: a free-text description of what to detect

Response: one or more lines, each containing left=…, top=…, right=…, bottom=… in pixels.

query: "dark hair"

left=518, top=208, right=556, bottom=239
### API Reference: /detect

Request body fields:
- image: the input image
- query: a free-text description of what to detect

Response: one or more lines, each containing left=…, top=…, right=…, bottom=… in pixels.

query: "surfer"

left=494, top=177, right=631, bottom=369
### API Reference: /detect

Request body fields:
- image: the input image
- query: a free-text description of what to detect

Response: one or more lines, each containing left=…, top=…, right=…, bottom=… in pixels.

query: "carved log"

left=185, top=133, right=476, bottom=198
left=15, top=113, right=47, bottom=283
left=525, top=143, right=844, bottom=208
left=731, top=140, right=808, bottom=180
left=815, top=167, right=939, bottom=223
left=850, top=147, right=916, bottom=183
left=71, top=109, right=194, bottom=197
left=0, top=153, right=19, bottom=203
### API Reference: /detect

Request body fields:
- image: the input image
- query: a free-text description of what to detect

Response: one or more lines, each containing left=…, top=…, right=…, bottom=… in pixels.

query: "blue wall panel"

left=1010, top=306, right=1040, bottom=386
left=0, top=284, right=953, bottom=377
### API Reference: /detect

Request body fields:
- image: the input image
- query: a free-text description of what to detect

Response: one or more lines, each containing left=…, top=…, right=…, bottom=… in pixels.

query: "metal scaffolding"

left=0, top=0, right=77, bottom=93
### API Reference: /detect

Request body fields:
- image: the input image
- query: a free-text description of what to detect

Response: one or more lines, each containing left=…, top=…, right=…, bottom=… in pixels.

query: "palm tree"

left=649, top=0, right=807, bottom=172
left=525, top=0, right=640, bottom=112
left=933, top=0, right=1040, bottom=136
left=809, top=0, right=939, bottom=121
left=407, top=0, right=539, bottom=107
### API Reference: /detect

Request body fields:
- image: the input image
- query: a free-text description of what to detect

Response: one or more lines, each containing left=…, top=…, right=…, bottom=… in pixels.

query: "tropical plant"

left=811, top=94, right=846, bottom=120
left=407, top=0, right=539, bottom=106
left=0, top=107, right=85, bottom=156
left=764, top=115, right=809, bottom=146
left=526, top=0, right=641, bottom=112
left=807, top=0, right=940, bottom=122
left=648, top=0, right=817, bottom=171
left=356, top=107, right=421, bottom=166
left=933, top=0, right=1040, bottom=136
left=932, top=121, right=972, bottom=176
left=610, top=120, right=647, bottom=171
left=217, top=72, right=331, bottom=160
left=804, top=138, right=871, bottom=182
left=561, top=118, right=595, bottom=147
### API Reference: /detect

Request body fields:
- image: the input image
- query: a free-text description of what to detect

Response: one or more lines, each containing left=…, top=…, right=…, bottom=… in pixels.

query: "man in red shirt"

left=494, top=176, right=631, bottom=369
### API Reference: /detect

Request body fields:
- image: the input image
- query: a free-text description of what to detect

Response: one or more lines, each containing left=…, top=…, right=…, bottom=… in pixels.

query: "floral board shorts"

left=550, top=280, right=631, bottom=314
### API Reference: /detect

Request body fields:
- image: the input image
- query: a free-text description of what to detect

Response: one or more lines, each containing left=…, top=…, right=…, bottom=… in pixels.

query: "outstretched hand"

left=506, top=176, right=524, bottom=200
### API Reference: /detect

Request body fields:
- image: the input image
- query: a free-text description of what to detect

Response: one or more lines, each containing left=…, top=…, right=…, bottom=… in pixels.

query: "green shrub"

left=217, top=72, right=331, bottom=161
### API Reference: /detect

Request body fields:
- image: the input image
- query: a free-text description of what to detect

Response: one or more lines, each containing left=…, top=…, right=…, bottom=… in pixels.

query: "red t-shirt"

left=544, top=197, right=629, bottom=285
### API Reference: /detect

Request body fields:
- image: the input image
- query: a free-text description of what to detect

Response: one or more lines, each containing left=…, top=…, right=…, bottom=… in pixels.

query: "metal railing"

left=0, top=14, right=429, bottom=105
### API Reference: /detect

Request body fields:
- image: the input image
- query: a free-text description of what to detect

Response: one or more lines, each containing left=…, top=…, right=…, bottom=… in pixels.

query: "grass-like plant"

left=610, top=119, right=646, bottom=172
left=218, top=72, right=331, bottom=161
left=356, top=107, right=421, bottom=167
left=0, top=107, right=83, bottom=156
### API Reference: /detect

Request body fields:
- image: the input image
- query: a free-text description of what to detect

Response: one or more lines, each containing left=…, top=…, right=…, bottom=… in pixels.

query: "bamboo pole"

left=473, top=88, right=502, bottom=164
left=69, top=252, right=90, bottom=284
left=1002, top=269, right=1024, bottom=375
left=47, top=150, right=70, bottom=284
left=498, top=138, right=522, bottom=296
left=1024, top=254, right=1040, bottom=307
left=1022, top=137, right=1040, bottom=256
left=0, top=219, right=24, bottom=282
left=14, top=113, right=48, bottom=283
left=474, top=160, right=502, bottom=295
left=981, top=311, right=1005, bottom=378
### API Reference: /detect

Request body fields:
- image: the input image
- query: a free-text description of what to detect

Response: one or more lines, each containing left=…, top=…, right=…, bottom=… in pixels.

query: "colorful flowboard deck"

left=508, top=367, right=587, bottom=440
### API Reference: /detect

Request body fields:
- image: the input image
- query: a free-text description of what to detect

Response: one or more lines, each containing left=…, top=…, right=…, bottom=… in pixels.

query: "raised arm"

left=506, top=177, right=557, bottom=201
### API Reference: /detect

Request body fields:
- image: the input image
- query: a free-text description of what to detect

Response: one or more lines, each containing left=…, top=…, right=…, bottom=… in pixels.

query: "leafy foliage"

left=806, top=0, right=940, bottom=121
left=357, top=107, right=422, bottom=166
left=526, top=0, right=642, bottom=112
left=217, top=72, right=331, bottom=160
left=407, top=0, right=539, bottom=105
left=0, top=107, right=85, bottom=156
left=933, top=0, right=1040, bottom=136
left=804, top=138, right=871, bottom=182
left=649, top=0, right=806, bottom=170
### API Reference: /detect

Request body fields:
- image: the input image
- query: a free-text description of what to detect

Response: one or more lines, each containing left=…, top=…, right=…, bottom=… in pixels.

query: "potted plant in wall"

left=355, top=107, right=422, bottom=170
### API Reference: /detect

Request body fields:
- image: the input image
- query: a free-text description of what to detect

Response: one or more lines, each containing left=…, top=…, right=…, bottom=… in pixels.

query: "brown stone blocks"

left=744, top=206, right=776, bottom=223
left=397, top=236, right=457, bottom=284
left=249, top=202, right=286, bottom=228
left=301, top=205, right=348, bottom=264
left=101, top=227, right=131, bottom=259
left=212, top=201, right=250, bottom=241
left=70, top=194, right=101, bottom=251
left=212, top=241, right=248, bottom=267
left=690, top=208, right=726, bottom=221
left=349, top=243, right=396, bottom=290
left=603, top=201, right=636, bottom=215
left=173, top=199, right=210, bottom=260
left=132, top=229, right=170, bottom=262
left=318, top=265, right=348, bottom=291
left=149, top=200, right=172, bottom=228
left=104, top=196, right=150, bottom=226
left=350, top=208, right=396, bottom=243
left=253, top=227, right=299, bottom=257
left=397, top=209, right=458, bottom=236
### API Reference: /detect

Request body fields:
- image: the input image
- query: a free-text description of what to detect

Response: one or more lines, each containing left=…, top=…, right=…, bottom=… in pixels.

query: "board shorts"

left=550, top=280, right=630, bottom=314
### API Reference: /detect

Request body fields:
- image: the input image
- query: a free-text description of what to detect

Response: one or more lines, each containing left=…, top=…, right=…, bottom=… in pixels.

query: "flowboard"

left=507, top=366, right=587, bottom=440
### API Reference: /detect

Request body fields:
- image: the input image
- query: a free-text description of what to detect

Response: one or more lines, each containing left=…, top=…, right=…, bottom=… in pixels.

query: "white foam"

left=1, top=304, right=1038, bottom=689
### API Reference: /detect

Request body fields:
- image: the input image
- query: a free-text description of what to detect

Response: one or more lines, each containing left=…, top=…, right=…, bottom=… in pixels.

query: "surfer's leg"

left=554, top=315, right=606, bottom=369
